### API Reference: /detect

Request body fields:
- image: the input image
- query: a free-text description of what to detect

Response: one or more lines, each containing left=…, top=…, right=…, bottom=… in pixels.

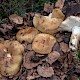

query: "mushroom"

left=0, top=40, right=24, bottom=76
left=51, top=8, right=65, bottom=20
left=69, top=26, right=80, bottom=50
left=59, top=16, right=80, bottom=32
left=60, top=16, right=80, bottom=50
left=33, top=8, right=65, bottom=34
left=9, top=14, right=23, bottom=24
left=16, top=27, right=39, bottom=43
left=32, top=33, right=56, bottom=54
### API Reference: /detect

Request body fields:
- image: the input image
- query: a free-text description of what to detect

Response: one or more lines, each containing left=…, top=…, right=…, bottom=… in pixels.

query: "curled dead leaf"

left=46, top=51, right=60, bottom=64
left=37, top=64, right=54, bottom=77
left=23, top=51, right=44, bottom=69
left=9, top=14, right=23, bottom=24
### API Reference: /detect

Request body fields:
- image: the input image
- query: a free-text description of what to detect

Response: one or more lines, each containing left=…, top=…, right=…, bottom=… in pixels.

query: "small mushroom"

left=0, top=40, right=24, bottom=76
left=9, top=14, right=23, bottom=24
left=16, top=27, right=39, bottom=43
left=33, top=8, right=65, bottom=34
left=32, top=33, right=56, bottom=54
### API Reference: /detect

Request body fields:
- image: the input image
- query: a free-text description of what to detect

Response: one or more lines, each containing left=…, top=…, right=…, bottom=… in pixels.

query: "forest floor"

left=0, top=0, right=80, bottom=80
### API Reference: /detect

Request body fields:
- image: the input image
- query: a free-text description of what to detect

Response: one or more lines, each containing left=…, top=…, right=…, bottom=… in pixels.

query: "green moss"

left=0, top=0, right=57, bottom=22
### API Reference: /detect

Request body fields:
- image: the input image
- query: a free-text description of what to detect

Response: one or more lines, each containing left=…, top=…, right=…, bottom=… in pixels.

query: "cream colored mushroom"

left=59, top=16, right=80, bottom=31
left=16, top=27, right=39, bottom=43
left=60, top=16, right=80, bottom=50
left=0, top=40, right=24, bottom=76
left=69, top=26, right=80, bottom=50
left=33, top=8, right=65, bottom=34
left=32, top=33, right=56, bottom=54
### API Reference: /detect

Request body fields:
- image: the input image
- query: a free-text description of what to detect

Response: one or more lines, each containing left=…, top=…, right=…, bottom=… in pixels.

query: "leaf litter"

left=0, top=0, right=80, bottom=80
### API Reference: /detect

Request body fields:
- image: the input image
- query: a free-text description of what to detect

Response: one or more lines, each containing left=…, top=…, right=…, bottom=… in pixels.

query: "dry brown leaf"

left=44, top=3, right=53, bottom=13
left=55, top=0, right=65, bottom=9
left=26, top=44, right=32, bottom=51
left=9, top=14, right=23, bottom=24
left=46, top=51, right=60, bottom=64
left=37, top=64, right=54, bottom=77
left=23, top=51, right=44, bottom=69
left=0, top=24, right=14, bottom=34
left=70, top=74, right=78, bottom=80
left=60, top=42, right=69, bottom=53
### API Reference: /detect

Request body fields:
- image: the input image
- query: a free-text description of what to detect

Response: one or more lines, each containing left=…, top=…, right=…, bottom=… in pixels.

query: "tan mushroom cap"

left=51, top=8, right=65, bottom=20
left=0, top=41, right=24, bottom=76
left=32, top=33, right=56, bottom=54
left=33, top=14, right=63, bottom=34
left=16, top=27, right=39, bottom=43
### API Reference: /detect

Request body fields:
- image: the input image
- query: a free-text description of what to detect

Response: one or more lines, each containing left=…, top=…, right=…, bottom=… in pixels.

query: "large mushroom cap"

left=32, top=33, right=56, bottom=54
left=16, top=27, right=39, bottom=43
left=0, top=41, right=24, bottom=76
left=33, top=8, right=65, bottom=34
left=33, top=14, right=62, bottom=34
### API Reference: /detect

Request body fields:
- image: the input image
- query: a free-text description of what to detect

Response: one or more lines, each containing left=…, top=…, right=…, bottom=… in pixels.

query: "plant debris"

left=37, top=63, right=54, bottom=77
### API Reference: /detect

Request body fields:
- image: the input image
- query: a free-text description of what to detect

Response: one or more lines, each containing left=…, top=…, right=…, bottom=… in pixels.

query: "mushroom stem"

left=69, top=26, right=80, bottom=50
left=7, top=53, right=11, bottom=58
left=60, top=16, right=80, bottom=50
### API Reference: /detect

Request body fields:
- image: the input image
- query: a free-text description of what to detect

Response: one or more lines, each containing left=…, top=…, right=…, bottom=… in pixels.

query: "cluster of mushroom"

left=0, top=8, right=64, bottom=77
left=15, top=9, right=65, bottom=74
left=16, top=8, right=65, bottom=55
left=33, top=8, right=80, bottom=51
